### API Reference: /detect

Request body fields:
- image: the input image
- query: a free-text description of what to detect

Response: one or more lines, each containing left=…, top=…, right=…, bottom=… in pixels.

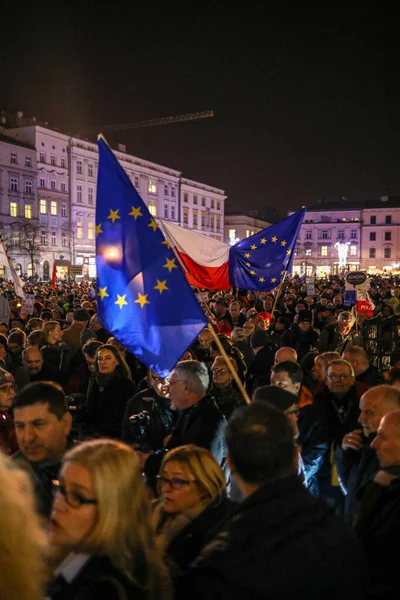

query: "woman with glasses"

left=210, top=356, right=246, bottom=419
left=153, top=445, right=234, bottom=584
left=0, top=368, right=18, bottom=455
left=48, top=438, right=169, bottom=600
left=209, top=335, right=247, bottom=384
left=85, top=344, right=136, bottom=439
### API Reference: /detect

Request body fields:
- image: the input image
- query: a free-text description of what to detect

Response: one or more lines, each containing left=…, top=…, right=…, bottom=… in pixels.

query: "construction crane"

left=78, top=110, right=214, bottom=136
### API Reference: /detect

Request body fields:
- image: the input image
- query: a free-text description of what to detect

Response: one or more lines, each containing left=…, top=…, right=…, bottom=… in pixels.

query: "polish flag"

left=160, top=220, right=230, bottom=290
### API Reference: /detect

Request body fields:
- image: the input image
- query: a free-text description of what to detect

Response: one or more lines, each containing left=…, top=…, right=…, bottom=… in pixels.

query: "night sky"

left=1, top=2, right=400, bottom=217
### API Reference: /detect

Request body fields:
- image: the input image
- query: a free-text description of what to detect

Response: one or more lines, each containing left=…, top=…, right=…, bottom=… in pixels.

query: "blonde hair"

left=63, top=439, right=168, bottom=599
left=315, top=351, right=341, bottom=369
left=0, top=455, right=47, bottom=600
left=43, top=320, right=60, bottom=343
left=160, top=445, right=226, bottom=507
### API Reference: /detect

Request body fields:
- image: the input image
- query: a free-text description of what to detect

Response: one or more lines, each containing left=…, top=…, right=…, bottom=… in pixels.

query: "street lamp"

left=334, top=241, right=350, bottom=272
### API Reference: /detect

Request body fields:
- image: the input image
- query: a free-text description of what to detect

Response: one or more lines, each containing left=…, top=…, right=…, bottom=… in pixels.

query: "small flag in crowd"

left=95, top=137, right=208, bottom=376
left=51, top=261, right=57, bottom=290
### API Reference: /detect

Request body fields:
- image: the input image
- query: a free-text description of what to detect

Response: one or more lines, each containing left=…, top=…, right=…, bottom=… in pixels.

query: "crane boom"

left=79, top=110, right=214, bottom=136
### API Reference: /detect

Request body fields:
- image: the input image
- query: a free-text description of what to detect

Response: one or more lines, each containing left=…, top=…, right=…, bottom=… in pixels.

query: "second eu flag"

left=95, top=137, right=208, bottom=376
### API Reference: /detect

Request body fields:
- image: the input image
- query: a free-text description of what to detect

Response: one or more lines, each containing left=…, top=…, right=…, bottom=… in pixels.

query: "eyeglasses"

left=52, top=480, right=98, bottom=509
left=212, top=368, right=229, bottom=375
left=156, top=475, right=197, bottom=490
left=327, top=373, right=350, bottom=381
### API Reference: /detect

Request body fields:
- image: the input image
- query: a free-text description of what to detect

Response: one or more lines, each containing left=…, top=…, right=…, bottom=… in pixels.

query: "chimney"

left=117, top=143, right=126, bottom=153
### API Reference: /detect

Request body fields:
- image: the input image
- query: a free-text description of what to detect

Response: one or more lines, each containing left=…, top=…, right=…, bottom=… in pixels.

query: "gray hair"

left=338, top=311, right=355, bottom=325
left=325, top=359, right=355, bottom=378
left=231, top=327, right=246, bottom=343
left=172, top=360, right=209, bottom=395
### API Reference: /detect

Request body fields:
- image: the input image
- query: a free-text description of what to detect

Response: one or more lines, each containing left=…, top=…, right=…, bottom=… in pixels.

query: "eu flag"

left=96, top=137, right=208, bottom=376
left=229, top=208, right=306, bottom=291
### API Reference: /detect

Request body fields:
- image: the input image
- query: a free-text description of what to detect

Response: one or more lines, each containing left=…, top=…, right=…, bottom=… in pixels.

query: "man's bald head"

left=275, top=347, right=297, bottom=366
left=22, top=345, right=43, bottom=375
left=358, top=385, right=400, bottom=437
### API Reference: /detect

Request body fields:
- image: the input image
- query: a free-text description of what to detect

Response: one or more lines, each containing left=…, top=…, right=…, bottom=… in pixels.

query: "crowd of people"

left=0, top=273, right=400, bottom=599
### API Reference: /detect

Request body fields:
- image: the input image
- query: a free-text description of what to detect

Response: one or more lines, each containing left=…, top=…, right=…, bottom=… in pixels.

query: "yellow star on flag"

left=134, top=293, right=150, bottom=309
left=250, top=270, right=256, bottom=275
left=271, top=277, right=277, bottom=283
left=96, top=223, right=103, bottom=237
left=244, top=253, right=251, bottom=258
left=281, top=240, right=287, bottom=247
left=163, top=257, right=177, bottom=273
left=148, top=219, right=158, bottom=232
left=271, top=236, right=278, bottom=243
left=97, top=287, right=109, bottom=300
left=115, top=294, right=128, bottom=310
left=259, top=277, right=265, bottom=282
left=129, top=206, right=143, bottom=220
left=281, top=270, right=286, bottom=276
left=285, top=260, right=289, bottom=266
left=154, top=279, right=168, bottom=295
left=107, top=209, right=121, bottom=224
left=246, top=262, right=251, bottom=267
left=251, top=245, right=257, bottom=250
left=287, top=249, right=292, bottom=255
left=162, top=239, right=171, bottom=249
left=260, top=238, right=267, bottom=244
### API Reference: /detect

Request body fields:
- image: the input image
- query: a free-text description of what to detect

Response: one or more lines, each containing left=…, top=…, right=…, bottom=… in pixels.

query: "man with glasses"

left=315, top=359, right=368, bottom=508
left=144, top=360, right=227, bottom=488
left=12, top=381, right=73, bottom=517
left=270, top=361, right=328, bottom=495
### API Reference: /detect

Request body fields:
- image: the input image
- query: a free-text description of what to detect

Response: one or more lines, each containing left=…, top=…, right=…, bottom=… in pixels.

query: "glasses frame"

left=52, top=480, right=98, bottom=509
left=212, top=368, right=229, bottom=376
left=156, top=475, right=198, bottom=491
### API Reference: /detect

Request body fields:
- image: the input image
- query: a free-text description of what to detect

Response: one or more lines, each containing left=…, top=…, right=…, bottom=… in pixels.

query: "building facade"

left=291, top=197, right=400, bottom=276
left=224, top=212, right=272, bottom=245
left=0, top=111, right=226, bottom=278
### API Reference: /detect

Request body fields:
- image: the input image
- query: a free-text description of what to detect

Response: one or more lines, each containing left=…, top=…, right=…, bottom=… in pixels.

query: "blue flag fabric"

left=228, top=208, right=306, bottom=291
left=95, top=138, right=208, bottom=376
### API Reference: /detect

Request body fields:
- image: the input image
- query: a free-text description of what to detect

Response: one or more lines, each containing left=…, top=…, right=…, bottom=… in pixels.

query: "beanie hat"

left=251, top=330, right=270, bottom=349
left=0, top=368, right=15, bottom=387
left=73, top=309, right=90, bottom=322
left=298, top=310, right=312, bottom=323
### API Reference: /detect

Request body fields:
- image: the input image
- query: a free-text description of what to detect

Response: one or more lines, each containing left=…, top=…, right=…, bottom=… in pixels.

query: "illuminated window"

left=321, top=246, right=328, bottom=257
left=183, top=208, right=189, bottom=224
left=10, top=177, right=18, bottom=192
left=88, top=223, right=94, bottom=240
left=77, top=160, right=83, bottom=175
left=61, top=203, right=66, bottom=217
left=148, top=179, right=157, bottom=193
left=77, top=221, right=83, bottom=239
left=25, top=180, right=32, bottom=194
left=88, top=187, right=94, bottom=205
left=350, top=245, right=357, bottom=256
left=246, top=230, right=250, bottom=238
left=10, top=202, right=18, bottom=217
left=201, top=212, right=206, bottom=228
left=77, top=184, right=82, bottom=203
left=305, top=248, right=312, bottom=256
left=210, top=214, right=215, bottom=229
left=25, top=204, right=32, bottom=219
left=40, top=199, right=47, bottom=214
left=229, top=228, right=236, bottom=238
left=51, top=201, right=57, bottom=215
left=51, top=232, right=57, bottom=246
left=216, top=215, right=221, bottom=231
left=148, top=201, right=157, bottom=216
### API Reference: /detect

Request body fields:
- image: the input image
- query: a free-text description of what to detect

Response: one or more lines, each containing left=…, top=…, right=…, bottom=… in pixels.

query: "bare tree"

left=2, top=221, right=45, bottom=275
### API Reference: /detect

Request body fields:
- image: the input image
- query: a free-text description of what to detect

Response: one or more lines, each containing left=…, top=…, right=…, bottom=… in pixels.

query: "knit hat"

left=255, top=311, right=271, bottom=322
left=0, top=368, right=15, bottom=387
left=73, top=309, right=91, bottom=322
left=298, top=310, right=312, bottom=323
left=252, top=385, right=297, bottom=411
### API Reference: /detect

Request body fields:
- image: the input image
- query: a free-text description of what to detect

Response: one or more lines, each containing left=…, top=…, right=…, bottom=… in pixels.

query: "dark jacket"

left=210, top=384, right=246, bottom=419
left=317, top=322, right=355, bottom=353
left=245, top=343, right=277, bottom=396
left=48, top=554, right=148, bottom=600
left=298, top=403, right=329, bottom=496
left=86, top=375, right=136, bottom=439
left=355, top=476, right=400, bottom=599
left=356, top=364, right=385, bottom=387
left=290, top=323, right=319, bottom=361
left=335, top=437, right=379, bottom=524
left=41, top=342, right=73, bottom=385
left=121, top=388, right=173, bottom=452
left=175, top=475, right=365, bottom=600
left=144, top=395, right=227, bottom=483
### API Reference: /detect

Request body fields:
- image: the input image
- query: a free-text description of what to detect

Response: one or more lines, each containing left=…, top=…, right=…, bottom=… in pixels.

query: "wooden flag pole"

left=271, top=272, right=287, bottom=317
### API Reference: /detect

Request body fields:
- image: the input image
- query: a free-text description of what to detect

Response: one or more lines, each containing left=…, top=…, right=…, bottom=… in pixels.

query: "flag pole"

left=271, top=271, right=287, bottom=318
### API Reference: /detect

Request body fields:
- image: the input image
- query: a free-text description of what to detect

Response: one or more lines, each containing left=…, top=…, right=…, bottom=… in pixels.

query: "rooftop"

left=305, top=196, right=400, bottom=211
left=0, top=131, right=36, bottom=151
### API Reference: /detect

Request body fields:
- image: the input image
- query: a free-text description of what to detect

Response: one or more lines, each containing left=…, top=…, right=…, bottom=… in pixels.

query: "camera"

left=129, top=410, right=151, bottom=451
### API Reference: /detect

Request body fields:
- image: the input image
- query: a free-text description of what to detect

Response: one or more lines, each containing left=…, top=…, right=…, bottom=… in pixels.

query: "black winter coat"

left=175, top=475, right=366, bottom=600
left=298, top=404, right=329, bottom=495
left=86, top=375, right=136, bottom=439
left=356, top=364, right=385, bottom=387
left=48, top=554, right=147, bottom=600
left=245, top=343, right=277, bottom=396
